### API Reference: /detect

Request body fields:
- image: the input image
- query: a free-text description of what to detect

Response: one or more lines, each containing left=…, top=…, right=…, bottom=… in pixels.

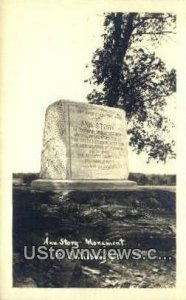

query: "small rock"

left=134, top=271, right=142, bottom=276
left=139, top=281, right=150, bottom=288
left=121, top=280, right=130, bottom=288
left=136, top=276, right=143, bottom=282
left=15, top=277, right=37, bottom=287
left=82, top=266, right=101, bottom=275
left=152, top=268, right=159, bottom=273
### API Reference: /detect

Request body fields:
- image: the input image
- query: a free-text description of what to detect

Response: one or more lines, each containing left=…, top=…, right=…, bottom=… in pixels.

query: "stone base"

left=31, top=179, right=137, bottom=191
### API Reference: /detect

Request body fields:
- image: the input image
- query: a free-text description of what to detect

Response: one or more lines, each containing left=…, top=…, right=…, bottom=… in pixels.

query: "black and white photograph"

left=1, top=1, right=186, bottom=299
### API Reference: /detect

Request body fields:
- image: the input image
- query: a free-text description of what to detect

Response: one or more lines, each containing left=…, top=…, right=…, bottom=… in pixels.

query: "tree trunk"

left=107, top=13, right=137, bottom=107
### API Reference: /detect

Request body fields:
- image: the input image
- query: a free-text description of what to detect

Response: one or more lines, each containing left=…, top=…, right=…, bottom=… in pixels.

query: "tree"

left=85, top=13, right=176, bottom=162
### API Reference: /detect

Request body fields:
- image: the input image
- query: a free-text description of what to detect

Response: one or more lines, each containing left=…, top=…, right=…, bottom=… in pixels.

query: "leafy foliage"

left=85, top=13, right=176, bottom=162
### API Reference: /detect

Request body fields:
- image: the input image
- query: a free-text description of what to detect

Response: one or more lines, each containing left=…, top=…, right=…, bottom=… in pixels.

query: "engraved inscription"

left=69, top=103, right=128, bottom=179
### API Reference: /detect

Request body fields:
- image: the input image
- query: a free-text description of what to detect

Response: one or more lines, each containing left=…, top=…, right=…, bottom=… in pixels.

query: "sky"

left=1, top=1, right=177, bottom=174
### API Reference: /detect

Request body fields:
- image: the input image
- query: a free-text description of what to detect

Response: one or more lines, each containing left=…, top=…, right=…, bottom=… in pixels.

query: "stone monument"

left=32, top=100, right=136, bottom=190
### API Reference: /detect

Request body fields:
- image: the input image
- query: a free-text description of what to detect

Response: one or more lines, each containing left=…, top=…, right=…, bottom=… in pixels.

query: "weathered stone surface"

left=40, top=100, right=129, bottom=180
